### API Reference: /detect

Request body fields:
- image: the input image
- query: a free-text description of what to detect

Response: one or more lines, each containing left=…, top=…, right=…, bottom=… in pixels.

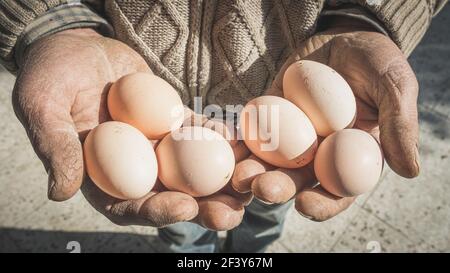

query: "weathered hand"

left=232, top=20, right=420, bottom=221
left=81, top=109, right=252, bottom=230
left=13, top=28, right=149, bottom=200
left=13, top=28, right=250, bottom=230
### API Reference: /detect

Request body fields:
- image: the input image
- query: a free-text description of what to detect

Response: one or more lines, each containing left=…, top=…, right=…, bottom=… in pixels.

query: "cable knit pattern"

left=0, top=0, right=447, bottom=105
left=0, top=0, right=66, bottom=71
left=351, top=0, right=447, bottom=56
left=103, top=0, right=446, bottom=106
left=105, top=0, right=324, bottom=107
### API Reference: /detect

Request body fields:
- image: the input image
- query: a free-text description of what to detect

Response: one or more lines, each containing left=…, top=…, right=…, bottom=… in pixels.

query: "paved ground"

left=1, top=6, right=449, bottom=253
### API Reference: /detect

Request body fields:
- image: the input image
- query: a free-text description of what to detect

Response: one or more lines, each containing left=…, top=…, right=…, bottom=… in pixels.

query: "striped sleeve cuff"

left=320, top=5, right=389, bottom=36
left=322, top=0, right=444, bottom=57
left=0, top=0, right=65, bottom=73
left=1, top=2, right=113, bottom=73
left=14, top=2, right=114, bottom=71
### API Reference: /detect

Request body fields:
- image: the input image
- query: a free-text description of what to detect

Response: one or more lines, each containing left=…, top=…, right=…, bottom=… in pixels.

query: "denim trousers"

left=158, top=199, right=293, bottom=253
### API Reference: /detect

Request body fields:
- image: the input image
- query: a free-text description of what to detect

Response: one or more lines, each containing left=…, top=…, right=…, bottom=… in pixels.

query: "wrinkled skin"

left=13, top=17, right=420, bottom=230
left=12, top=28, right=251, bottom=230
left=232, top=21, right=420, bottom=221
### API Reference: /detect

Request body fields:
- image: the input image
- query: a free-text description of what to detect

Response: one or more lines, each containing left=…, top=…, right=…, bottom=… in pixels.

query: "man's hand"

left=13, top=28, right=250, bottom=230
left=232, top=20, right=420, bottom=221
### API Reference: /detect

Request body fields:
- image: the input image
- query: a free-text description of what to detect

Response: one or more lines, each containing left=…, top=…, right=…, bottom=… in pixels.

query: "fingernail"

left=255, top=196, right=274, bottom=205
left=47, top=171, right=69, bottom=202
left=297, top=210, right=314, bottom=220
left=413, top=143, right=420, bottom=175
left=47, top=170, right=57, bottom=199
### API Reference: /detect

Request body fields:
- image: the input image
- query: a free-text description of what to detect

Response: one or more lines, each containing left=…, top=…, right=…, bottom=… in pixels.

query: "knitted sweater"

left=0, top=0, right=447, bottom=107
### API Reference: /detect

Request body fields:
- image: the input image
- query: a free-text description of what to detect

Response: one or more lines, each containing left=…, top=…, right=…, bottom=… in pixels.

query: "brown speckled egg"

left=240, top=96, right=317, bottom=168
left=283, top=60, right=356, bottom=137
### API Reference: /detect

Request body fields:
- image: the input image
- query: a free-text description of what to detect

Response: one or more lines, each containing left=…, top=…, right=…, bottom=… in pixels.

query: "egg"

left=107, top=72, right=184, bottom=140
left=156, top=126, right=235, bottom=197
left=314, top=129, right=383, bottom=197
left=240, top=95, right=317, bottom=168
left=83, top=121, right=158, bottom=200
left=283, top=60, right=356, bottom=137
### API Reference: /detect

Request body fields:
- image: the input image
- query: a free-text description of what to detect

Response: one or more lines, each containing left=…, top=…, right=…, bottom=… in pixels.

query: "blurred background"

left=0, top=5, right=449, bottom=253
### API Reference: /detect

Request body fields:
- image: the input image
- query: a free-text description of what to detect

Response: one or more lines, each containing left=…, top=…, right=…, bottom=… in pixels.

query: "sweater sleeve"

left=322, top=0, right=448, bottom=56
left=0, top=0, right=112, bottom=73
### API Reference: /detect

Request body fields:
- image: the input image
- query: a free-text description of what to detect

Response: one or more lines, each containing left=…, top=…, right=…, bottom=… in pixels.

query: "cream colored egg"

left=108, top=72, right=184, bottom=140
left=314, top=129, right=383, bottom=197
left=156, top=126, right=235, bottom=197
left=83, top=121, right=158, bottom=200
left=283, top=60, right=356, bottom=137
left=240, top=96, right=317, bottom=168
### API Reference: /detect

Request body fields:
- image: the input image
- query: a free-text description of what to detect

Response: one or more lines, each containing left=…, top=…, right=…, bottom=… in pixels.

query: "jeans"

left=157, top=199, right=293, bottom=253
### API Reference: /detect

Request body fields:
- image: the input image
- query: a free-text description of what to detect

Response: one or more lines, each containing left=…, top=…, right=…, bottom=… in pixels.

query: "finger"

left=137, top=191, right=199, bottom=227
left=353, top=97, right=380, bottom=142
left=295, top=185, right=355, bottom=222
left=204, top=120, right=250, bottom=161
left=81, top=180, right=198, bottom=227
left=231, top=155, right=274, bottom=193
left=12, top=88, right=83, bottom=201
left=378, top=60, right=420, bottom=178
left=232, top=140, right=251, bottom=162
left=195, top=193, right=245, bottom=231
left=251, top=171, right=296, bottom=204
left=252, top=164, right=316, bottom=204
left=221, top=183, right=254, bottom=207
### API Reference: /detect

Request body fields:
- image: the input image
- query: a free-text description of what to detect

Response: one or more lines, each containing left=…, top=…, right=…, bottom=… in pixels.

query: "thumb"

left=13, top=89, right=83, bottom=201
left=44, top=121, right=84, bottom=201
left=378, top=60, right=420, bottom=178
